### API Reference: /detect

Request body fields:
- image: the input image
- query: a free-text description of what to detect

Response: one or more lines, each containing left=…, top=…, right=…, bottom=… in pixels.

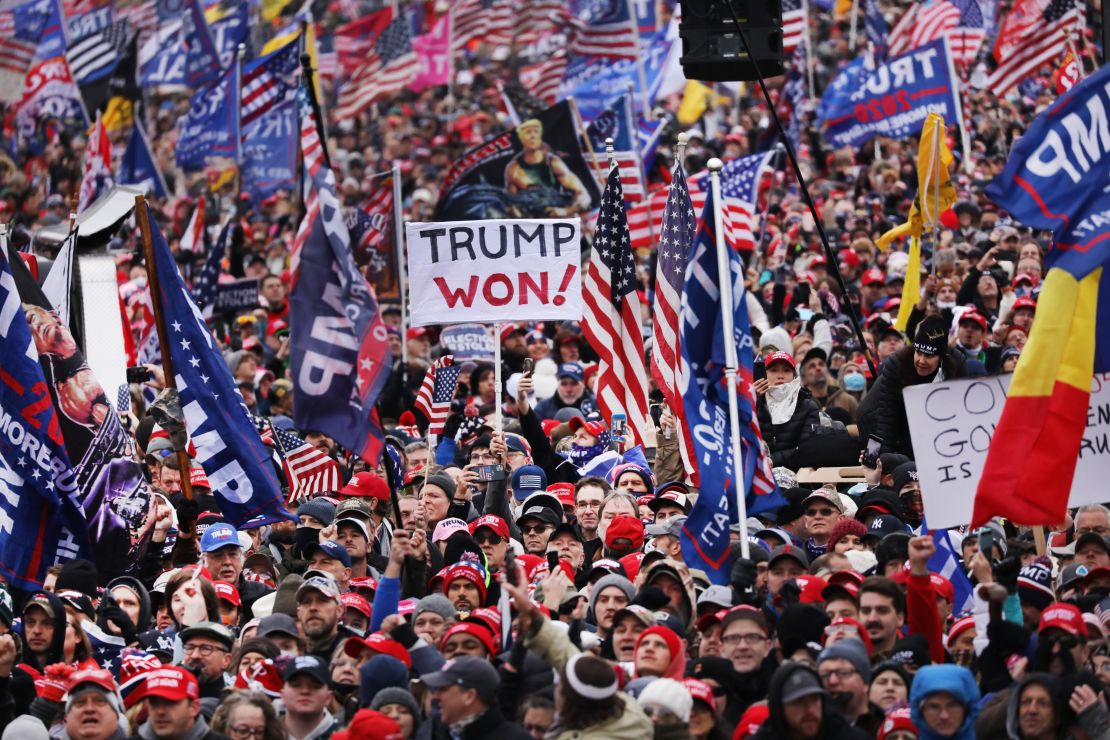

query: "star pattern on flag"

left=375, top=15, right=413, bottom=64
left=595, top=166, right=637, bottom=306
left=657, top=171, right=695, bottom=289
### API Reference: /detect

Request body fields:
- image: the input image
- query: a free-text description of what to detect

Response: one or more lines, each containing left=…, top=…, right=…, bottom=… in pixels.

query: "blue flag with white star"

left=147, top=215, right=294, bottom=527
left=0, top=248, right=91, bottom=589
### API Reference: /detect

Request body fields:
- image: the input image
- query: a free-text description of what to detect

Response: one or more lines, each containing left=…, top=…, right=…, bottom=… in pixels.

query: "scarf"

left=766, top=378, right=802, bottom=425
left=568, top=430, right=610, bottom=464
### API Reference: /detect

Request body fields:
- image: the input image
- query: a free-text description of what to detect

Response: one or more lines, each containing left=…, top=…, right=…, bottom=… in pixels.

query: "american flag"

left=650, top=163, right=698, bottom=483
left=452, top=0, right=512, bottom=54
left=692, top=151, right=775, bottom=253
left=78, top=111, right=113, bottom=212
left=348, top=172, right=393, bottom=260
left=336, top=13, right=418, bottom=120
left=0, top=0, right=47, bottom=102
left=569, top=0, right=638, bottom=58
left=333, top=12, right=384, bottom=77
left=780, top=42, right=808, bottom=151
left=193, top=221, right=230, bottom=318
left=516, top=0, right=568, bottom=47
left=241, top=36, right=299, bottom=129
left=519, top=51, right=568, bottom=104
left=585, top=95, right=645, bottom=202
left=987, top=0, right=1081, bottom=96
left=262, top=423, right=343, bottom=502
left=581, top=164, right=651, bottom=447
left=889, top=0, right=959, bottom=58
left=946, top=0, right=987, bottom=64
left=179, top=197, right=205, bottom=255
left=414, top=358, right=463, bottom=436
left=782, top=0, right=806, bottom=55
left=67, top=19, right=130, bottom=83
left=627, top=186, right=669, bottom=249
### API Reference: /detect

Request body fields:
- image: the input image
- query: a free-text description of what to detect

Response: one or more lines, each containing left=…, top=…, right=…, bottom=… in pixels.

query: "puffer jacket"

left=756, top=388, right=821, bottom=469
left=857, top=347, right=968, bottom=457
left=910, top=664, right=980, bottom=740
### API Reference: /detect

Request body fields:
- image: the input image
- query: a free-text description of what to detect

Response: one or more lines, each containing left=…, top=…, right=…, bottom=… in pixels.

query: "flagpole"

left=622, top=0, right=650, bottom=115
left=708, top=158, right=750, bottom=561
left=234, top=42, right=245, bottom=212
left=492, top=325, right=503, bottom=436
left=671, top=132, right=689, bottom=422
left=133, top=195, right=195, bottom=508
left=849, top=0, right=859, bottom=50
left=570, top=97, right=608, bottom=194
left=392, top=162, right=409, bottom=404
left=626, top=80, right=653, bottom=247
left=300, top=53, right=332, bottom=169
left=802, top=0, right=815, bottom=102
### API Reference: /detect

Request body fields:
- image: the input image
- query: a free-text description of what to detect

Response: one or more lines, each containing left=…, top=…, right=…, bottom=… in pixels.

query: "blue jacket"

left=910, top=664, right=981, bottom=740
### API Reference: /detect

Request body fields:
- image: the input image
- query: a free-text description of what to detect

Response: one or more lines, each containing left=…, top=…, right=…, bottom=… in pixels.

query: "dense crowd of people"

left=0, top=0, right=1102, bottom=737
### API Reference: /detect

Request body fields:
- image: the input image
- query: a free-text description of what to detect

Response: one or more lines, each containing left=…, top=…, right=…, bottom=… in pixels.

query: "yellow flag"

left=262, top=0, right=293, bottom=23
left=677, top=81, right=728, bottom=126
left=102, top=97, right=133, bottom=133
left=894, top=237, right=921, bottom=331
left=835, top=0, right=853, bottom=17
left=876, top=113, right=956, bottom=251
left=261, top=27, right=299, bottom=56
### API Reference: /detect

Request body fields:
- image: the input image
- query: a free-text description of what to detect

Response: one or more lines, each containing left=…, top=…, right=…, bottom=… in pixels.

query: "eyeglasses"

left=806, top=507, right=836, bottom=517
left=521, top=524, right=552, bottom=535
left=921, top=699, right=965, bottom=716
left=469, top=452, right=497, bottom=463
left=474, top=533, right=505, bottom=545
left=183, top=643, right=228, bottom=657
left=721, top=633, right=767, bottom=646
left=576, top=501, right=602, bottom=510
left=229, top=728, right=266, bottom=739
left=1044, top=632, right=1079, bottom=649
left=818, top=667, right=858, bottom=682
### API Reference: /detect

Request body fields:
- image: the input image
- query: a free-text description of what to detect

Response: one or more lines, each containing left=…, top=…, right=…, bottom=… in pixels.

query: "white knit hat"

left=637, top=677, right=693, bottom=723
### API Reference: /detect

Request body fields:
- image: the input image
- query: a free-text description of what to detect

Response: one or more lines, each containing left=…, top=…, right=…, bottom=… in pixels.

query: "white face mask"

left=936, top=300, right=956, bottom=310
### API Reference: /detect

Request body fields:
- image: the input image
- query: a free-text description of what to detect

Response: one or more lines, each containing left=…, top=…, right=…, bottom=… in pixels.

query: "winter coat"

left=910, top=664, right=980, bottom=740
left=1005, top=674, right=1065, bottom=740
left=857, top=347, right=968, bottom=458
left=415, top=706, right=532, bottom=740
left=18, top=591, right=68, bottom=673
left=756, top=388, right=821, bottom=469
left=751, top=663, right=867, bottom=740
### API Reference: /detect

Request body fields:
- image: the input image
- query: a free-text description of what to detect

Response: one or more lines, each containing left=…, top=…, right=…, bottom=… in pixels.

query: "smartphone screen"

left=862, top=435, right=882, bottom=468
left=978, top=529, right=994, bottom=558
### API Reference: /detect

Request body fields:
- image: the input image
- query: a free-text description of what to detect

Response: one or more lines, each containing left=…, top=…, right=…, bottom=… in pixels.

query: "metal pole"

left=708, top=158, right=750, bottom=560
left=492, top=325, right=503, bottom=436
left=849, top=0, right=858, bottom=50
left=623, top=0, right=651, bottom=115
left=133, top=195, right=195, bottom=506
left=392, top=163, right=408, bottom=398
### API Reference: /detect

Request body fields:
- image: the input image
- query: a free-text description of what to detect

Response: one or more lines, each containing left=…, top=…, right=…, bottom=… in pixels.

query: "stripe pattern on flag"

left=414, top=358, right=463, bottom=436
left=67, top=19, right=129, bottom=83
left=336, top=14, right=418, bottom=120
left=782, top=0, right=806, bottom=55
left=986, top=0, right=1081, bottom=96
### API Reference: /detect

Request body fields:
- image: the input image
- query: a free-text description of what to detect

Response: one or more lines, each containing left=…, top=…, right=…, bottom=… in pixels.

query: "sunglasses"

left=474, top=533, right=504, bottom=545
left=807, top=507, right=836, bottom=517
left=521, top=524, right=552, bottom=535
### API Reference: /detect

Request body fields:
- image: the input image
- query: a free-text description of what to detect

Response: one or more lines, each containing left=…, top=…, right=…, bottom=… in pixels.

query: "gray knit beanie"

left=371, top=687, right=423, bottom=721
left=414, top=593, right=456, bottom=622
left=589, top=574, right=635, bottom=615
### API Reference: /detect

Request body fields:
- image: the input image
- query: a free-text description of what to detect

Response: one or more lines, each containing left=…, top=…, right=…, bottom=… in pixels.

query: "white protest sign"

left=405, top=219, right=582, bottom=327
left=904, top=372, right=1110, bottom=529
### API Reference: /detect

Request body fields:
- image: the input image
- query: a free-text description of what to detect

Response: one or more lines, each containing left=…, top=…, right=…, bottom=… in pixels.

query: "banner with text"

left=906, top=373, right=1110, bottom=528
left=406, top=219, right=582, bottom=326
left=818, top=37, right=964, bottom=149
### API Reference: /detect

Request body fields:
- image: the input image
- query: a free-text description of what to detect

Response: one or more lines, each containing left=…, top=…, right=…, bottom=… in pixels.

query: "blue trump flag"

left=290, top=86, right=392, bottom=464
left=118, top=122, right=168, bottom=198
left=183, top=0, right=221, bottom=88
left=818, top=38, right=964, bottom=149
left=176, top=63, right=240, bottom=170
left=0, top=248, right=91, bottom=589
left=146, top=216, right=294, bottom=527
left=242, top=100, right=296, bottom=205
left=141, top=25, right=186, bottom=87
left=679, top=191, right=786, bottom=584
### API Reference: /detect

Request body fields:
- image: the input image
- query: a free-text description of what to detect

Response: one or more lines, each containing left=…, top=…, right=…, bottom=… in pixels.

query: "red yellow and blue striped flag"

left=973, top=64, right=1110, bottom=526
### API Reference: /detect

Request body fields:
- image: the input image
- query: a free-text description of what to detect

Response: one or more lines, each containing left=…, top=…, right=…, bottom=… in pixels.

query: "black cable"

left=720, top=0, right=878, bottom=377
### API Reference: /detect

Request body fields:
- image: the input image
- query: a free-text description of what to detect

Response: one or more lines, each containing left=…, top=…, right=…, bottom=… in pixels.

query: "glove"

left=777, top=580, right=802, bottom=608
left=993, top=555, right=1021, bottom=594
left=176, top=497, right=200, bottom=531
left=34, top=663, right=75, bottom=702
left=98, top=598, right=138, bottom=644
left=729, top=557, right=758, bottom=593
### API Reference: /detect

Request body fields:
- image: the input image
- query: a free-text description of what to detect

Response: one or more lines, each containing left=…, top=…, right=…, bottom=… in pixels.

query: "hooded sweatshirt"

left=1005, top=673, right=1064, bottom=740
left=752, top=662, right=866, bottom=740
left=106, top=576, right=152, bottom=632
left=910, top=664, right=981, bottom=740
left=18, top=591, right=68, bottom=673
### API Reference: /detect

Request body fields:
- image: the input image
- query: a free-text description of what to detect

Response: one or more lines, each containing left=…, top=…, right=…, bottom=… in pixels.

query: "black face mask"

left=295, top=526, right=322, bottom=556
left=330, top=680, right=358, bottom=700
left=269, top=529, right=295, bottom=546
left=826, top=690, right=854, bottom=714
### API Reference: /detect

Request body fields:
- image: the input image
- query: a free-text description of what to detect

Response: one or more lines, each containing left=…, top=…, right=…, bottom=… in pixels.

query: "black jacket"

left=416, top=706, right=532, bottom=740
left=756, top=388, right=821, bottom=469
left=752, top=663, right=869, bottom=740
left=857, top=347, right=968, bottom=458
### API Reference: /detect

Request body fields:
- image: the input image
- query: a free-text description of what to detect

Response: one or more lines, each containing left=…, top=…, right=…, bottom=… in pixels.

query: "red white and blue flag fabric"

left=585, top=93, right=645, bottom=202
left=414, top=357, right=463, bottom=436
left=782, top=0, right=806, bottom=55
left=241, top=37, right=298, bottom=129
left=692, top=150, right=775, bottom=253
left=888, top=0, right=959, bottom=59
left=987, top=0, right=1081, bottom=96
left=290, top=84, right=392, bottom=465
left=147, top=212, right=295, bottom=528
left=336, top=11, right=418, bottom=121
left=78, top=110, right=113, bottom=211
left=0, top=248, right=91, bottom=589
left=569, top=0, right=638, bottom=58
left=260, top=423, right=342, bottom=502
left=678, top=191, right=784, bottom=585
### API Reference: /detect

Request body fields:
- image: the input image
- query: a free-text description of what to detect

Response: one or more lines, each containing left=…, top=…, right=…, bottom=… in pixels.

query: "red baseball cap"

left=1012, top=296, right=1037, bottom=311
left=862, top=268, right=886, bottom=286
left=548, top=482, right=576, bottom=507
left=338, top=472, right=390, bottom=501
left=1039, top=602, right=1087, bottom=637
left=341, top=592, right=372, bottom=618
left=333, top=709, right=403, bottom=740
left=683, top=677, right=715, bottom=708
left=441, top=622, right=496, bottom=656
left=189, top=467, right=210, bottom=489
left=214, top=581, right=241, bottom=606
left=765, top=351, right=796, bottom=371
left=791, top=575, right=828, bottom=604
left=468, top=515, right=510, bottom=539
left=735, top=703, right=770, bottom=739
left=958, top=310, right=988, bottom=331
left=567, top=416, right=607, bottom=438
left=406, top=327, right=429, bottom=341
left=838, top=249, right=861, bottom=268
left=604, top=515, right=644, bottom=550
left=350, top=576, right=379, bottom=593
left=141, top=666, right=199, bottom=702
left=344, top=632, right=412, bottom=668
left=67, top=668, right=118, bottom=695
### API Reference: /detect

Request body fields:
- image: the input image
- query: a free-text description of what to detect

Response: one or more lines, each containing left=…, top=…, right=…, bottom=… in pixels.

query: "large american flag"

left=262, top=423, right=343, bottom=502
left=987, top=0, right=1081, bottom=95
left=581, top=164, right=651, bottom=447
left=516, top=0, right=568, bottom=47
left=0, top=0, right=47, bottom=102
left=414, top=358, right=463, bottom=436
left=782, top=0, right=806, bottom=55
left=650, top=164, right=698, bottom=482
left=519, top=51, right=568, bottom=104
left=452, top=0, right=512, bottom=53
left=888, top=0, right=960, bottom=58
left=569, top=0, right=638, bottom=58
left=692, top=151, right=775, bottom=253
left=946, top=0, right=988, bottom=64
left=585, top=96, right=645, bottom=203
left=194, top=221, right=230, bottom=318
left=336, top=13, right=418, bottom=120
left=241, top=36, right=299, bottom=128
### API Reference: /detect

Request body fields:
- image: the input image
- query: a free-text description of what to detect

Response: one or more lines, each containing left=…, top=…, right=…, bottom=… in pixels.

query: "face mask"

left=936, top=300, right=956, bottom=309
left=295, top=526, right=322, bottom=555
left=269, top=529, right=295, bottom=546
left=843, top=373, right=866, bottom=392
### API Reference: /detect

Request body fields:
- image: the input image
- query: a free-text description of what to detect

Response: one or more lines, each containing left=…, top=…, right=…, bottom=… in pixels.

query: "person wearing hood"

left=106, top=577, right=152, bottom=635
left=752, top=662, right=867, bottom=739
left=857, top=315, right=969, bottom=457
left=633, top=626, right=687, bottom=680
left=19, top=590, right=68, bottom=674
left=909, top=664, right=980, bottom=740
left=755, top=352, right=821, bottom=469
left=1005, top=673, right=1066, bottom=740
